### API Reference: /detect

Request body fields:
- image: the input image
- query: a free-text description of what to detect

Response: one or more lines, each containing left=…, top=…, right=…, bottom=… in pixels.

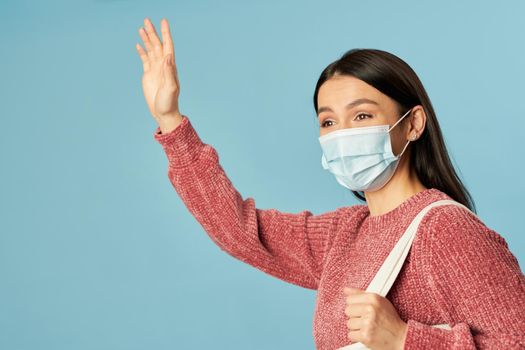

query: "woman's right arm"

left=152, top=115, right=344, bottom=290
left=136, top=17, right=347, bottom=290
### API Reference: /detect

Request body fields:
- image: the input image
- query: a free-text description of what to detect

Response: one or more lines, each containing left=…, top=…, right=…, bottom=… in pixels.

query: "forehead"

left=317, top=75, right=390, bottom=106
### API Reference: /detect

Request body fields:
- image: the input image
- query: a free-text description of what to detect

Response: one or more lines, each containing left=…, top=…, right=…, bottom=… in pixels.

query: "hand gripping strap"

left=337, top=199, right=476, bottom=350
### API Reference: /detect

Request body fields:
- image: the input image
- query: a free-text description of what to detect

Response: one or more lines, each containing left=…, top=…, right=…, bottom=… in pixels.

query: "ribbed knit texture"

left=153, top=115, right=525, bottom=349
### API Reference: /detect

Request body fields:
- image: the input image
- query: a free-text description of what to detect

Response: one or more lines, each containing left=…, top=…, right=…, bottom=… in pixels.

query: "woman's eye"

left=321, top=120, right=334, bottom=128
left=321, top=113, right=371, bottom=127
left=355, top=113, right=372, bottom=121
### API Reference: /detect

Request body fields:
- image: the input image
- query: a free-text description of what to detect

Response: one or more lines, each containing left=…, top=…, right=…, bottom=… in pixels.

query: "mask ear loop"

left=396, top=137, right=412, bottom=159
left=388, top=107, right=414, bottom=158
left=387, top=107, right=413, bottom=133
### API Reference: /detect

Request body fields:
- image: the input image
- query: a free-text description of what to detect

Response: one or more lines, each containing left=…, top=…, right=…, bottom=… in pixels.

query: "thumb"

left=163, top=54, right=177, bottom=88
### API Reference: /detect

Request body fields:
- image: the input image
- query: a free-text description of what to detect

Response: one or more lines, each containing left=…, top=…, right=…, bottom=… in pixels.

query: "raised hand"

left=136, top=17, right=183, bottom=132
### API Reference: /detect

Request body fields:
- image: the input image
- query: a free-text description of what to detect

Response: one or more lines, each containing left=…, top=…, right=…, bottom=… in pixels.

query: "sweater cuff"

left=403, top=319, right=453, bottom=350
left=152, top=115, right=206, bottom=168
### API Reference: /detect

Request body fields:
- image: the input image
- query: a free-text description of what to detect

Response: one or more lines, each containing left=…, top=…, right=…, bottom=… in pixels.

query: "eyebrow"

left=317, top=98, right=379, bottom=116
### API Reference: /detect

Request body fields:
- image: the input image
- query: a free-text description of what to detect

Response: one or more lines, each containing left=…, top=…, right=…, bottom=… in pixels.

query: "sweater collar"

left=362, top=188, right=449, bottom=233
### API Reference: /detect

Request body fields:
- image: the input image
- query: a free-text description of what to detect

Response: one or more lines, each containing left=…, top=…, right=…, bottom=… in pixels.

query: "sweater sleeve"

left=403, top=204, right=525, bottom=349
left=152, top=115, right=342, bottom=290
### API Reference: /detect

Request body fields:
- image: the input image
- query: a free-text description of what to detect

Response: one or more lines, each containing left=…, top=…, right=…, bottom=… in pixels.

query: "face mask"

left=318, top=107, right=415, bottom=192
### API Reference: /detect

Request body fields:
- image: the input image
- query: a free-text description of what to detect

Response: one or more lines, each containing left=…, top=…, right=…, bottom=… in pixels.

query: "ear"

left=406, top=105, right=426, bottom=141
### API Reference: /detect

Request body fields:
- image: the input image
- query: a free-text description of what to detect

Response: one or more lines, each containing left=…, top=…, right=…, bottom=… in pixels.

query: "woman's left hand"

left=343, top=287, right=408, bottom=350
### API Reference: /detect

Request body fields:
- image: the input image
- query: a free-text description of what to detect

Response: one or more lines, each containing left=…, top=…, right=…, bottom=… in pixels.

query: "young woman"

left=135, top=17, right=525, bottom=350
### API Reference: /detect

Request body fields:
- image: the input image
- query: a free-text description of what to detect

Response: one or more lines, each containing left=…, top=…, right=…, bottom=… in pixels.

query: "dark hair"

left=313, top=48, right=476, bottom=213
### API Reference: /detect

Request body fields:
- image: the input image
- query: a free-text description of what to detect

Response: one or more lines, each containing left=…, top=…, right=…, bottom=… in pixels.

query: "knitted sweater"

left=153, top=115, right=525, bottom=350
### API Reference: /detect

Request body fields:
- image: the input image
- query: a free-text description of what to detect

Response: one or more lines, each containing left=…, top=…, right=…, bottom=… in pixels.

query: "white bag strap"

left=337, top=199, right=475, bottom=350
left=366, top=199, right=474, bottom=297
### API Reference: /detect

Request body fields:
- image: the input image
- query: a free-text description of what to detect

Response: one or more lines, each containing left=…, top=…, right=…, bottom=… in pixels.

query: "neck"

left=364, top=156, right=427, bottom=217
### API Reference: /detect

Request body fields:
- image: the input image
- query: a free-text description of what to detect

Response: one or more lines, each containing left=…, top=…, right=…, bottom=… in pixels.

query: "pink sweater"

left=153, top=115, right=525, bottom=349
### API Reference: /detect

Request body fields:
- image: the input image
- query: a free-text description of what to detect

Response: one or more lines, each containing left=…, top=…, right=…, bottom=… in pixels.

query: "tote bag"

left=337, top=199, right=477, bottom=350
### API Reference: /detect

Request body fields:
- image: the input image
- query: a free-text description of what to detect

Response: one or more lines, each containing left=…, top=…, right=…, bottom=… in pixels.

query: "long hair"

left=313, top=48, right=476, bottom=213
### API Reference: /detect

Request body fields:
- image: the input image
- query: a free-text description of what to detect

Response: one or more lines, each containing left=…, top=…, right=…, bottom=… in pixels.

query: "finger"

left=344, top=303, right=371, bottom=318
left=160, top=18, right=178, bottom=79
left=346, top=315, right=364, bottom=331
left=343, top=287, right=363, bottom=294
left=136, top=43, right=150, bottom=72
left=347, top=329, right=361, bottom=342
left=144, top=17, right=163, bottom=58
left=139, top=26, right=155, bottom=59
left=160, top=18, right=174, bottom=60
left=344, top=289, right=367, bottom=305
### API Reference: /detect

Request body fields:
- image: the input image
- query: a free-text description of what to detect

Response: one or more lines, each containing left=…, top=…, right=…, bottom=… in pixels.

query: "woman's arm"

left=136, top=18, right=346, bottom=290
left=403, top=205, right=525, bottom=349
left=153, top=115, right=346, bottom=290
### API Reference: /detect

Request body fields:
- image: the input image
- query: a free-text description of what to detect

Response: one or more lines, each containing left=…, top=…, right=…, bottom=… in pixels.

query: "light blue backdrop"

left=1, top=0, right=524, bottom=349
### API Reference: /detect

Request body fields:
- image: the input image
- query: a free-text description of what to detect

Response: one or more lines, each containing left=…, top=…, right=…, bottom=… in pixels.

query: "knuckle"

left=371, top=296, right=380, bottom=307
left=362, top=332, right=372, bottom=344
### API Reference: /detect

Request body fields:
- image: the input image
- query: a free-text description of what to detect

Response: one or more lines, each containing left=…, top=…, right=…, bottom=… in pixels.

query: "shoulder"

left=415, top=203, right=518, bottom=274
left=411, top=203, right=525, bottom=332
left=338, top=204, right=370, bottom=223
left=312, top=204, right=369, bottom=234
left=419, top=203, right=509, bottom=249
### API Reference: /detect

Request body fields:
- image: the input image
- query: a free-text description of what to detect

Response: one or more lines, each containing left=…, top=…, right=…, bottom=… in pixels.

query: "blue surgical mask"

left=319, top=107, right=415, bottom=192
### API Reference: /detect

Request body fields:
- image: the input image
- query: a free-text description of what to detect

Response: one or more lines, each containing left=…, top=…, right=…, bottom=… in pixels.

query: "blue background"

left=1, top=0, right=524, bottom=349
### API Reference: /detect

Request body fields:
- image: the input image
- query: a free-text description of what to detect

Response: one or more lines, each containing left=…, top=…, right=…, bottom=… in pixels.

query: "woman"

left=135, top=17, right=525, bottom=350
